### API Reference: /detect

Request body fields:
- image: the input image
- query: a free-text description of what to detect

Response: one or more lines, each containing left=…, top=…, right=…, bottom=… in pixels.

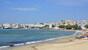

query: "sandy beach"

left=1, top=39, right=88, bottom=50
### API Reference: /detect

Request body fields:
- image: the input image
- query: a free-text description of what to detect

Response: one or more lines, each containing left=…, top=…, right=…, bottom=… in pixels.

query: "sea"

left=0, top=29, right=75, bottom=48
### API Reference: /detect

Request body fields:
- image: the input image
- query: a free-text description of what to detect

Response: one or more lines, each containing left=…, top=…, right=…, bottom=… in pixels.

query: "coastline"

left=0, top=29, right=84, bottom=50
left=1, top=37, right=88, bottom=50
left=0, top=33, right=77, bottom=50
left=0, top=29, right=78, bottom=49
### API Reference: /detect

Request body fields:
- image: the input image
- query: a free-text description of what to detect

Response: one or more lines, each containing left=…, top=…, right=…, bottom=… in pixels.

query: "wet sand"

left=1, top=39, right=88, bottom=50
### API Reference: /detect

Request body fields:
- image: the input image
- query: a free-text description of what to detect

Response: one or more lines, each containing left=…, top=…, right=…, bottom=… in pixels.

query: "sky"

left=0, top=0, right=88, bottom=23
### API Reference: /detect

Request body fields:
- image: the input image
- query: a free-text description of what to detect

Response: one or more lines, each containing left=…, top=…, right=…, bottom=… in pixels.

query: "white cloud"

left=13, top=8, right=38, bottom=11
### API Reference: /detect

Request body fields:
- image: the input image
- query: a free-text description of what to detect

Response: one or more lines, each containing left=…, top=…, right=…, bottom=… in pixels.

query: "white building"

left=27, top=24, right=45, bottom=28
left=11, top=24, right=19, bottom=29
left=3, top=24, right=11, bottom=28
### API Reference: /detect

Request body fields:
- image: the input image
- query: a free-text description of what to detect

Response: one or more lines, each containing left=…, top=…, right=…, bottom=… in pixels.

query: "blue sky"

left=0, top=0, right=88, bottom=23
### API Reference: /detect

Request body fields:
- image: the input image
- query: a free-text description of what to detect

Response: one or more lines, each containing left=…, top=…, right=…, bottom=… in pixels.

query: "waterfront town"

left=0, top=20, right=88, bottom=30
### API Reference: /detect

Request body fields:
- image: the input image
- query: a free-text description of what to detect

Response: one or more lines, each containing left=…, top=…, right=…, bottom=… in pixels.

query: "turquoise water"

left=0, top=29, right=75, bottom=46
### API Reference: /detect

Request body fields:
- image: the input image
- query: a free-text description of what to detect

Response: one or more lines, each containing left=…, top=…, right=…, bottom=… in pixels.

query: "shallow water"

left=0, top=29, right=75, bottom=46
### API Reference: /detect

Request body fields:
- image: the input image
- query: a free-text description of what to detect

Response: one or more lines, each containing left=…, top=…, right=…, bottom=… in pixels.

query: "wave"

left=0, top=38, right=58, bottom=49
left=0, top=46, right=10, bottom=49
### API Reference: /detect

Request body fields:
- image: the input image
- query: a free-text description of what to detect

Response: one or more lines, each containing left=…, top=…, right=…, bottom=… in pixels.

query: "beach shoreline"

left=0, top=34, right=75, bottom=48
left=0, top=34, right=78, bottom=50
left=0, top=29, right=78, bottom=50
left=1, top=38, right=88, bottom=50
left=0, top=29, right=85, bottom=50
